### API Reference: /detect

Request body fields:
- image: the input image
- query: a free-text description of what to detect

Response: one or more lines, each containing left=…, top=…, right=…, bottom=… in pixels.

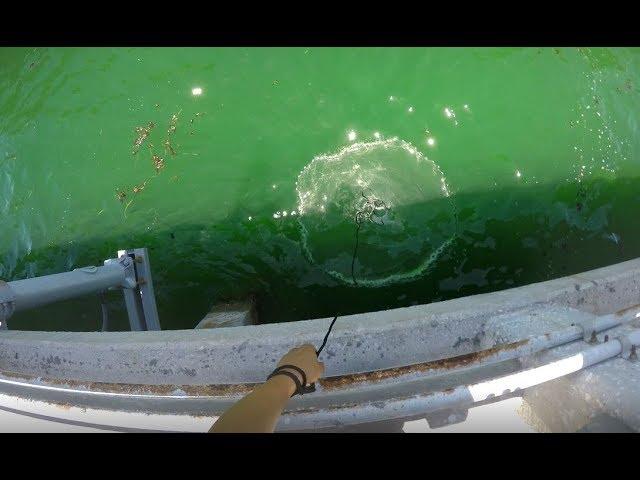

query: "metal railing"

left=0, top=248, right=160, bottom=331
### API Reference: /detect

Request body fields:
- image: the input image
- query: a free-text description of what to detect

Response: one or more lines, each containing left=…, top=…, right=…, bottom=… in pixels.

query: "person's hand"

left=211, top=344, right=326, bottom=432
left=277, top=344, right=325, bottom=384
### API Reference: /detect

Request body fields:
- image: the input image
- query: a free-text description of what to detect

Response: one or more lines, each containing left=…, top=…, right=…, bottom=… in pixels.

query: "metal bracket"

left=115, top=248, right=161, bottom=331
left=103, top=255, right=137, bottom=289
left=424, top=408, right=469, bottom=429
left=619, top=335, right=637, bottom=361
left=575, top=317, right=599, bottom=343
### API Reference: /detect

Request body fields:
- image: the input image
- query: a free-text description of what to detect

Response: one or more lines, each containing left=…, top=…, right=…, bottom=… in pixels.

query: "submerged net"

left=296, top=137, right=457, bottom=287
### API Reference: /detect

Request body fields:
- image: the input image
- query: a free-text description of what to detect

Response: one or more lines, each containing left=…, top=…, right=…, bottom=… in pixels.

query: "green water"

left=1, top=47, right=639, bottom=331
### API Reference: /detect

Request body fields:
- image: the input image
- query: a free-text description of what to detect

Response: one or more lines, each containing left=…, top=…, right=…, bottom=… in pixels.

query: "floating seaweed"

left=167, top=111, right=181, bottom=135
left=123, top=199, right=134, bottom=218
left=162, top=111, right=182, bottom=159
left=163, top=138, right=176, bottom=156
left=119, top=180, right=150, bottom=217
left=115, top=188, right=127, bottom=202
left=152, top=154, right=165, bottom=173
left=132, top=181, right=147, bottom=194
left=118, top=107, right=201, bottom=219
left=133, top=122, right=155, bottom=154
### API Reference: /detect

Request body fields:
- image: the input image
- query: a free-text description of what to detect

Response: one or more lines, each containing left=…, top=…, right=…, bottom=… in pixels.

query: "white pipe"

left=327, top=311, right=637, bottom=389
left=384, top=310, right=637, bottom=380
left=446, top=329, right=637, bottom=408
left=282, top=328, right=640, bottom=430
left=8, top=263, right=127, bottom=312
left=464, top=339, right=623, bottom=403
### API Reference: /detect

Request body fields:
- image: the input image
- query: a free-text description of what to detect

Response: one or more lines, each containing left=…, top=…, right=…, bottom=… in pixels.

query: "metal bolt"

left=589, top=331, right=598, bottom=343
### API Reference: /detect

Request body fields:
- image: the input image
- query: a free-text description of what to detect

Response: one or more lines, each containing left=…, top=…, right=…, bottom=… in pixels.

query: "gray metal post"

left=117, top=248, right=161, bottom=331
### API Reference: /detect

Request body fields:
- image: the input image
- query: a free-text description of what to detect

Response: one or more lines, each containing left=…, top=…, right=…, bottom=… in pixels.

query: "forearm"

left=210, top=376, right=295, bottom=432
left=209, top=344, right=325, bottom=433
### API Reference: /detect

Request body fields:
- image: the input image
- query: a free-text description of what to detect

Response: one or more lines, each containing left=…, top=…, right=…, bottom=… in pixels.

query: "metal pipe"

left=414, top=310, right=636, bottom=379
left=281, top=328, right=640, bottom=430
left=310, top=309, right=638, bottom=387
left=8, top=263, right=127, bottom=313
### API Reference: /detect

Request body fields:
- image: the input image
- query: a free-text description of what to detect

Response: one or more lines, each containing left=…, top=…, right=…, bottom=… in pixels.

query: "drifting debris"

left=152, top=155, right=165, bottom=173
left=132, top=182, right=146, bottom=194
left=118, top=108, right=201, bottom=218
left=187, top=112, right=204, bottom=137
left=167, top=111, right=181, bottom=135
left=163, top=138, right=176, bottom=156
left=132, top=122, right=155, bottom=154
left=115, top=189, right=127, bottom=202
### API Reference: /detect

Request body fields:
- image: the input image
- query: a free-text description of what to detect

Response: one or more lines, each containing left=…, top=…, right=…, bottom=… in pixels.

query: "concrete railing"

left=1, top=258, right=639, bottom=431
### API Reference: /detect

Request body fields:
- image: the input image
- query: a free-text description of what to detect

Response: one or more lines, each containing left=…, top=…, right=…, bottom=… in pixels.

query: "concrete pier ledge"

left=1, top=258, right=639, bottom=431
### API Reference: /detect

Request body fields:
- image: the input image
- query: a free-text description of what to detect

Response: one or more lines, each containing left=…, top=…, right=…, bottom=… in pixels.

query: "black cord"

left=318, top=215, right=359, bottom=356
left=351, top=221, right=362, bottom=287
left=318, top=191, right=385, bottom=356
left=318, top=222, right=358, bottom=354
left=316, top=315, right=338, bottom=356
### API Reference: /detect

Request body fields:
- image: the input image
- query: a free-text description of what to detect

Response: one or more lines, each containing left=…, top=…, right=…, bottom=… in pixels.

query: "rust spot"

left=319, top=339, right=529, bottom=391
left=287, top=402, right=359, bottom=415
left=2, top=338, right=530, bottom=398
left=0, top=370, right=255, bottom=397
left=615, top=303, right=640, bottom=317
left=181, top=384, right=254, bottom=396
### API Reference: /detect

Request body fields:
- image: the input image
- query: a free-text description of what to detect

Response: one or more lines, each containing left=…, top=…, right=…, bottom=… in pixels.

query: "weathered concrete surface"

left=576, top=414, right=635, bottom=433
left=0, top=258, right=639, bottom=431
left=518, top=318, right=640, bottom=432
left=0, top=258, right=639, bottom=387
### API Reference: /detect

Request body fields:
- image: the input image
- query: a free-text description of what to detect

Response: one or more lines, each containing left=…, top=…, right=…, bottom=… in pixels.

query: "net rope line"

left=317, top=189, right=388, bottom=355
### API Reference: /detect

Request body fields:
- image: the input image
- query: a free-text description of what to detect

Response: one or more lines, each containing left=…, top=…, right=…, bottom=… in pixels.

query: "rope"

left=318, top=190, right=387, bottom=356
left=316, top=315, right=339, bottom=356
